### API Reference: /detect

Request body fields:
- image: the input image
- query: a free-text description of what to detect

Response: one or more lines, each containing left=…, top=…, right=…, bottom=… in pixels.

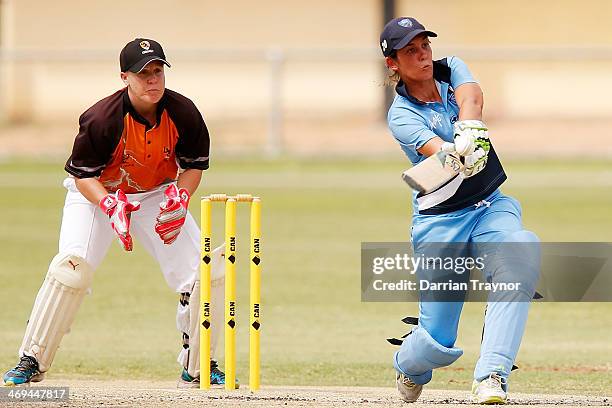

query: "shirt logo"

left=398, top=18, right=413, bottom=28
left=448, top=89, right=457, bottom=105
left=429, top=112, right=443, bottom=130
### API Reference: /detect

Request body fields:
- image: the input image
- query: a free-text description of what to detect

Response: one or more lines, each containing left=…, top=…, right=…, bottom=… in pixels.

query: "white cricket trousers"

left=18, top=177, right=221, bottom=375
left=59, top=177, right=199, bottom=292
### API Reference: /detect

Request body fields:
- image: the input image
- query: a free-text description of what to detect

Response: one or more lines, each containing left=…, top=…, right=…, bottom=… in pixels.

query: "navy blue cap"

left=380, top=17, right=437, bottom=57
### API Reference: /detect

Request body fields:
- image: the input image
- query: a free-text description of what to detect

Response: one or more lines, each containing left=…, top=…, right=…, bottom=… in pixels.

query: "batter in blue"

left=380, top=16, right=540, bottom=405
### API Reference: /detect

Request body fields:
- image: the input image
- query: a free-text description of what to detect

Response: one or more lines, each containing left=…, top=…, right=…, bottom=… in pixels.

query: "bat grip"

left=441, top=142, right=456, bottom=153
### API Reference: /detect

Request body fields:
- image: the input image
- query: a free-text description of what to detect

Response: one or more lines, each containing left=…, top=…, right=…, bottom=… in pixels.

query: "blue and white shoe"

left=209, top=359, right=225, bottom=387
left=3, top=355, right=44, bottom=386
left=177, top=368, right=199, bottom=388
left=177, top=359, right=239, bottom=389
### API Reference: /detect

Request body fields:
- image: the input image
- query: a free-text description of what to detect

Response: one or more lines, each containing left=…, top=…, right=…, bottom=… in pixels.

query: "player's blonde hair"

left=385, top=68, right=400, bottom=86
left=383, top=53, right=400, bottom=86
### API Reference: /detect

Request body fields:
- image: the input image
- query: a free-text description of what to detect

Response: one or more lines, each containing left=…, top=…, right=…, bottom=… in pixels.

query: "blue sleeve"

left=448, top=56, right=478, bottom=89
left=388, top=105, right=438, bottom=155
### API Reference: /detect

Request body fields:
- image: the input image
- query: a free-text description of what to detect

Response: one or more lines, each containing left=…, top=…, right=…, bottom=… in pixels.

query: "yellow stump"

left=200, top=198, right=212, bottom=390
left=224, top=198, right=237, bottom=390
left=249, top=198, right=261, bottom=391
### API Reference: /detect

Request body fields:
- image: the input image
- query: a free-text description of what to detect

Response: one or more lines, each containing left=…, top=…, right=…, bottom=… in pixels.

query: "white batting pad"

left=180, top=244, right=225, bottom=378
left=209, top=244, right=226, bottom=360
left=209, top=274, right=224, bottom=366
left=19, top=253, right=94, bottom=372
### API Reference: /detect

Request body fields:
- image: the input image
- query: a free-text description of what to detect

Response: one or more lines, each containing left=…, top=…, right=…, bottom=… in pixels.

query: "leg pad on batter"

left=177, top=244, right=225, bottom=378
left=394, top=326, right=463, bottom=385
left=19, top=253, right=94, bottom=372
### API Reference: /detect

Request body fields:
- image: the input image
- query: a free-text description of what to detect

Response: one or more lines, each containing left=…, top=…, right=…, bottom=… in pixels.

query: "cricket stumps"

left=200, top=194, right=261, bottom=391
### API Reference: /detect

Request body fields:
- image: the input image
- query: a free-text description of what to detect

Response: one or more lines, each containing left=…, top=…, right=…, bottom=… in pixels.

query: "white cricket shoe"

left=396, top=372, right=423, bottom=403
left=471, top=373, right=507, bottom=404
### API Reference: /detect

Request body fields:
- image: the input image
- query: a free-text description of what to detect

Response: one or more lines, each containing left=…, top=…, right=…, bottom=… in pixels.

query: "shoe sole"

left=177, top=381, right=238, bottom=389
left=211, top=383, right=240, bottom=389
left=472, top=395, right=507, bottom=405
left=3, top=380, right=32, bottom=387
left=3, top=372, right=45, bottom=387
left=397, top=386, right=422, bottom=403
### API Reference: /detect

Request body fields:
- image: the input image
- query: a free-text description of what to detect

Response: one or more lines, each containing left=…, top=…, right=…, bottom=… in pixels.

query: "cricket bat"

left=401, top=144, right=462, bottom=194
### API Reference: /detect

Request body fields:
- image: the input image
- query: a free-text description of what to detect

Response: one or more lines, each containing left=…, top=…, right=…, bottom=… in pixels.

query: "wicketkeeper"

left=380, top=18, right=540, bottom=404
left=3, top=38, right=228, bottom=388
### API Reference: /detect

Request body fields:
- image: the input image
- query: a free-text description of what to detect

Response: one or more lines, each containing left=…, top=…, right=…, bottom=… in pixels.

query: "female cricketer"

left=3, top=38, right=227, bottom=388
left=380, top=18, right=540, bottom=404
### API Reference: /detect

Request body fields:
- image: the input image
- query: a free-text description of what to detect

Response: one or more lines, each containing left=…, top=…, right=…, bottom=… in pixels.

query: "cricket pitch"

left=4, top=380, right=609, bottom=407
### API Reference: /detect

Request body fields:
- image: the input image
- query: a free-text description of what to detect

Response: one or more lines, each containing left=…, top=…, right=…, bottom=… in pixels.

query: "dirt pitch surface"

left=2, top=380, right=609, bottom=408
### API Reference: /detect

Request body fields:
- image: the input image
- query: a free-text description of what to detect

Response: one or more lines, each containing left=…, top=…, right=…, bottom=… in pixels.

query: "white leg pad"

left=180, top=244, right=225, bottom=378
left=210, top=243, right=225, bottom=361
left=19, top=253, right=94, bottom=372
left=185, top=279, right=200, bottom=377
left=210, top=274, right=224, bottom=362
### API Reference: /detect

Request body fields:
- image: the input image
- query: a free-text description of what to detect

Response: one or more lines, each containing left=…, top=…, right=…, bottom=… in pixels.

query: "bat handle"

left=441, top=142, right=456, bottom=153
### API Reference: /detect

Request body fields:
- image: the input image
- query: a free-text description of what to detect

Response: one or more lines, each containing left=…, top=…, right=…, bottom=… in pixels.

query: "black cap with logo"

left=379, top=17, right=437, bottom=57
left=120, top=38, right=171, bottom=73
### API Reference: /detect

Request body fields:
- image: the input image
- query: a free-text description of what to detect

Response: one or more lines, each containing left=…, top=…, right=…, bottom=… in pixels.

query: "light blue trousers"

left=394, top=190, right=540, bottom=389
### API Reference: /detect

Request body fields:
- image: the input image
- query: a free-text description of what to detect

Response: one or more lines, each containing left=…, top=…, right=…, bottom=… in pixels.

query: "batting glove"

left=461, top=147, right=488, bottom=178
left=441, top=142, right=465, bottom=173
left=440, top=142, right=488, bottom=179
left=155, top=184, right=190, bottom=245
left=99, top=190, right=141, bottom=251
left=453, top=120, right=490, bottom=156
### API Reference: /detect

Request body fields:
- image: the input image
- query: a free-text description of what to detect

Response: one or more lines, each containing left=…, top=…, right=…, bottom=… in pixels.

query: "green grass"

left=0, top=157, right=611, bottom=395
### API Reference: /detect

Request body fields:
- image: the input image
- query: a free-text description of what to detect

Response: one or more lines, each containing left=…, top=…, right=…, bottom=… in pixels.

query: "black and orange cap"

left=120, top=38, right=171, bottom=73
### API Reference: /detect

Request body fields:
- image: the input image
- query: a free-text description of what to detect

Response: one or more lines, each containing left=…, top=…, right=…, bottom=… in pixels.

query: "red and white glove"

left=155, top=184, right=190, bottom=245
left=99, top=190, right=141, bottom=251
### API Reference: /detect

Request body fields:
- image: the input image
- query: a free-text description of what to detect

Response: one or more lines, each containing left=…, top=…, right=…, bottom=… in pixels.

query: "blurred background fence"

left=1, top=0, right=612, bottom=158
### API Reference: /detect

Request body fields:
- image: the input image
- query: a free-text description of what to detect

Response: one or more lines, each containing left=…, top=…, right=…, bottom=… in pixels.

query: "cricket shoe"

left=3, top=355, right=45, bottom=386
left=177, top=359, right=239, bottom=389
left=177, top=368, right=199, bottom=389
left=396, top=372, right=423, bottom=403
left=471, top=373, right=507, bottom=404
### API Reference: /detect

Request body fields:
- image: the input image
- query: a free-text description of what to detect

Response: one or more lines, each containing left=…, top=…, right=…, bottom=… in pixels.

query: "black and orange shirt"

left=65, top=88, right=209, bottom=193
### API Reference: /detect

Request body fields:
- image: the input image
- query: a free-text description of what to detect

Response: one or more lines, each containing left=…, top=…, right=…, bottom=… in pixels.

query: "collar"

left=122, top=87, right=166, bottom=128
left=394, top=59, right=452, bottom=105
